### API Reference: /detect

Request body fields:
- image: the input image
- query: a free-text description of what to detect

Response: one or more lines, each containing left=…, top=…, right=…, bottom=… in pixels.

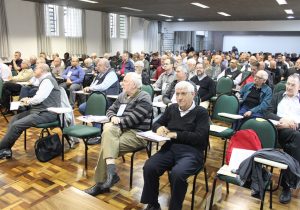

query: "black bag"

left=35, top=133, right=62, bottom=162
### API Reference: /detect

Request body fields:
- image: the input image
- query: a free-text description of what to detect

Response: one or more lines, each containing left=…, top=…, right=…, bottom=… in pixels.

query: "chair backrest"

left=273, top=81, right=286, bottom=94
left=212, top=94, right=239, bottom=123
left=216, top=76, right=234, bottom=95
left=0, top=79, right=4, bottom=101
left=85, top=92, right=108, bottom=116
left=141, top=85, right=154, bottom=101
left=239, top=118, right=277, bottom=149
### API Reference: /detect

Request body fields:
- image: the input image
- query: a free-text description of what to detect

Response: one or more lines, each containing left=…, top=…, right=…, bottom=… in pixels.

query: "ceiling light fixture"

left=284, top=9, right=294, bottom=14
left=158, top=14, right=173, bottom=18
left=177, top=18, right=184, bottom=21
left=287, top=16, right=295, bottom=19
left=190, top=2, right=209, bottom=8
left=217, top=12, right=231, bottom=16
left=121, top=7, right=143, bottom=12
left=276, top=0, right=287, bottom=5
left=79, top=0, right=98, bottom=3
left=165, top=19, right=172, bottom=22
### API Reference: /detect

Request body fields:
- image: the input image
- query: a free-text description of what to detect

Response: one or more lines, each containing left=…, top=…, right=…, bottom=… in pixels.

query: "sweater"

left=190, top=75, right=216, bottom=102
left=152, top=104, right=209, bottom=151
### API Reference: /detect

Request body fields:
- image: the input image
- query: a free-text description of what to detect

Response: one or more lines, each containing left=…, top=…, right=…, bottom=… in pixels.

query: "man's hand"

left=7, top=76, right=12, bottom=81
left=83, top=87, right=90, bottom=92
left=278, top=118, right=298, bottom=130
left=166, top=132, right=177, bottom=139
left=111, top=116, right=121, bottom=125
left=66, top=78, right=72, bottom=85
left=243, top=111, right=252, bottom=117
left=20, top=97, right=30, bottom=106
left=156, top=126, right=170, bottom=137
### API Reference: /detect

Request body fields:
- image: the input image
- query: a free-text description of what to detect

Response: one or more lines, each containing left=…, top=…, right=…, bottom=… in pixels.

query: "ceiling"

left=24, top=0, right=300, bottom=22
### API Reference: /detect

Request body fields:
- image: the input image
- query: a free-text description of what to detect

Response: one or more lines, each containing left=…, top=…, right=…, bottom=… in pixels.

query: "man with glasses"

left=141, top=81, right=209, bottom=210
left=265, top=73, right=300, bottom=204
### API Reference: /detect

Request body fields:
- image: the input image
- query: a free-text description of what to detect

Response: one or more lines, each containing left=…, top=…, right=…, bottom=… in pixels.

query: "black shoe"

left=101, top=173, right=120, bottom=189
left=84, top=183, right=109, bottom=196
left=0, top=148, right=12, bottom=159
left=251, top=189, right=260, bottom=199
left=279, top=188, right=291, bottom=204
left=144, top=204, right=161, bottom=210
left=87, top=137, right=101, bottom=145
left=3, top=110, right=13, bottom=115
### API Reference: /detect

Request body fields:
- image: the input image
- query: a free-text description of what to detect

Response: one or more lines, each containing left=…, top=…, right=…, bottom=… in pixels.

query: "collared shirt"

left=217, top=68, right=242, bottom=85
left=277, top=92, right=300, bottom=123
left=90, top=70, right=118, bottom=92
left=154, top=70, right=176, bottom=95
left=179, top=101, right=196, bottom=117
left=62, top=65, right=85, bottom=84
left=29, top=73, right=54, bottom=105
left=197, top=74, right=207, bottom=81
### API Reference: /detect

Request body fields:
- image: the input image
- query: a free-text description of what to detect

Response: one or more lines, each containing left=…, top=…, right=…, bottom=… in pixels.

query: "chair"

left=209, top=118, right=282, bottom=210
left=209, top=94, right=240, bottom=165
left=210, top=76, right=234, bottom=102
left=273, top=81, right=286, bottom=94
left=62, top=92, right=108, bottom=171
left=0, top=79, right=9, bottom=123
left=141, top=84, right=154, bottom=101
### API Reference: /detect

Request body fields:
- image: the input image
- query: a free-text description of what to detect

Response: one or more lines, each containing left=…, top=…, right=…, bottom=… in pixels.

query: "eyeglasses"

left=254, top=75, right=265, bottom=80
left=163, top=63, right=171, bottom=66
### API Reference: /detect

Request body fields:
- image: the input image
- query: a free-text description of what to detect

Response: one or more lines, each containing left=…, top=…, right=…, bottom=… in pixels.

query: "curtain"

left=100, top=12, right=111, bottom=54
left=123, top=16, right=131, bottom=52
left=174, top=31, right=193, bottom=45
left=65, top=8, right=87, bottom=57
left=36, top=3, right=52, bottom=56
left=0, top=0, right=10, bottom=59
left=144, top=20, right=159, bottom=53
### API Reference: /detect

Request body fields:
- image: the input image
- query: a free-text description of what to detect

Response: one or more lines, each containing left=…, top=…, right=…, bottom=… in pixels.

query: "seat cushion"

left=36, top=121, right=60, bottom=128
left=63, top=125, right=100, bottom=138
left=210, top=128, right=234, bottom=139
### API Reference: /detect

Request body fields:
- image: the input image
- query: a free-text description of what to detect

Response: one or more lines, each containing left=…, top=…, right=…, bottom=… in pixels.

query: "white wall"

left=111, top=38, right=124, bottom=54
left=223, top=35, right=300, bottom=54
left=86, top=10, right=102, bottom=56
left=129, top=17, right=145, bottom=53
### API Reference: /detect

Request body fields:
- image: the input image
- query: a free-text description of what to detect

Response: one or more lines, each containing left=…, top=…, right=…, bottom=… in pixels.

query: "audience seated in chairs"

left=84, top=72, right=152, bottom=196
left=140, top=81, right=209, bottom=210
left=134, top=60, right=150, bottom=85
left=78, top=58, right=120, bottom=145
left=0, top=64, right=60, bottom=159
left=217, top=59, right=242, bottom=87
left=60, top=57, right=85, bottom=108
left=264, top=73, right=300, bottom=204
left=1, top=59, right=33, bottom=115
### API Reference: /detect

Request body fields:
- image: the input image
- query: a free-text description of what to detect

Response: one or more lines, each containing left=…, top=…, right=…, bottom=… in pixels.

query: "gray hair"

left=135, top=60, right=144, bottom=68
left=98, top=58, right=111, bottom=69
left=176, top=65, right=189, bottom=78
left=256, top=70, right=268, bottom=80
left=84, top=58, right=93, bottom=66
left=126, top=72, right=142, bottom=89
left=288, top=73, right=300, bottom=83
left=37, top=63, right=50, bottom=72
left=36, top=57, right=46, bottom=64
left=187, top=58, right=196, bottom=65
left=22, top=59, right=31, bottom=68
left=175, top=81, right=194, bottom=93
left=71, top=56, right=79, bottom=62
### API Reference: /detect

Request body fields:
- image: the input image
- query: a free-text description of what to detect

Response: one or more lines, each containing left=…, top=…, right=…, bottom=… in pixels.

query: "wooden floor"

left=0, top=110, right=300, bottom=210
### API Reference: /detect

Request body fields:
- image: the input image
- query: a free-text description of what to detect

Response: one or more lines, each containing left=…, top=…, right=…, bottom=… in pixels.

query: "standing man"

left=141, top=81, right=209, bottom=210
left=60, top=57, right=85, bottom=108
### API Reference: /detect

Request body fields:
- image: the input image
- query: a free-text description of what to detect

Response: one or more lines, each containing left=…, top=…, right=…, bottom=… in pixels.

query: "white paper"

left=210, top=124, right=229, bottom=133
left=218, top=112, right=244, bottom=119
left=67, top=71, right=72, bottom=77
left=77, top=115, right=109, bottom=123
left=152, top=101, right=167, bottom=108
left=107, top=95, right=118, bottom=99
left=10, top=101, right=21, bottom=110
left=217, top=165, right=237, bottom=177
left=162, top=82, right=168, bottom=91
left=47, top=107, right=72, bottom=114
left=136, top=130, right=170, bottom=142
left=229, top=148, right=256, bottom=170
left=74, top=90, right=90, bottom=95
left=269, top=119, right=279, bottom=126
left=117, top=104, right=127, bottom=116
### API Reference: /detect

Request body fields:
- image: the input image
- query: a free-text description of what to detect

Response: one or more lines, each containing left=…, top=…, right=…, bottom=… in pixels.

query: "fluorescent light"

left=165, top=19, right=172, bottom=22
left=276, top=0, right=287, bottom=5
left=191, top=2, right=209, bottom=8
left=287, top=16, right=295, bottom=19
left=121, top=7, right=143, bottom=12
left=284, top=9, right=294, bottom=14
left=217, top=12, right=231, bottom=16
left=177, top=18, right=184, bottom=21
left=79, top=0, right=98, bottom=3
left=158, top=14, right=173, bottom=18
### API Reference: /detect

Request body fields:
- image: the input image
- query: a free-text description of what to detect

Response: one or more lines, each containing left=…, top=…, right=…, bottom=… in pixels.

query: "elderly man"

left=190, top=63, right=215, bottom=109
left=208, top=54, right=222, bottom=80
left=60, top=57, right=85, bottom=108
left=141, top=81, right=209, bottom=210
left=186, top=58, right=197, bottom=79
left=78, top=58, right=119, bottom=145
left=217, top=59, right=242, bottom=86
left=283, top=58, right=300, bottom=80
left=84, top=72, right=152, bottom=196
left=135, top=60, right=150, bottom=85
left=1, top=59, right=33, bottom=114
left=0, top=64, right=60, bottom=158
left=51, top=57, right=64, bottom=78
left=117, top=52, right=134, bottom=78
left=265, top=74, right=300, bottom=204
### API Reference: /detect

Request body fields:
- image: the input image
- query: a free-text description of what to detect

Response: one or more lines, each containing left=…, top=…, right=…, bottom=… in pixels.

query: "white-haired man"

left=186, top=58, right=197, bottom=79
left=135, top=60, right=150, bottom=85
left=0, top=64, right=61, bottom=158
left=141, top=81, right=209, bottom=210
left=84, top=72, right=153, bottom=196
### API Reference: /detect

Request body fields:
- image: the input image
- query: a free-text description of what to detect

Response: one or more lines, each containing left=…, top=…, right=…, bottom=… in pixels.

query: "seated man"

left=51, top=57, right=64, bottom=78
left=78, top=58, right=119, bottom=145
left=190, top=63, right=215, bottom=109
left=239, top=70, right=272, bottom=118
left=60, top=57, right=85, bottom=108
left=135, top=60, right=150, bottom=85
left=1, top=59, right=33, bottom=114
left=264, top=73, right=300, bottom=204
left=8, top=51, right=22, bottom=75
left=217, top=59, right=242, bottom=87
left=0, top=64, right=60, bottom=158
left=84, top=72, right=152, bottom=196
left=240, top=61, right=260, bottom=87
left=140, top=81, right=209, bottom=210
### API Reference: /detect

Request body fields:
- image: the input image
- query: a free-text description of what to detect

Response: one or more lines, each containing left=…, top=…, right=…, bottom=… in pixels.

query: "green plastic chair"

left=0, top=79, right=9, bottom=122
left=62, top=92, right=108, bottom=171
left=210, top=76, right=234, bottom=102
left=209, top=118, right=278, bottom=210
left=210, top=94, right=240, bottom=164
left=141, top=85, right=154, bottom=101
left=273, top=81, right=286, bottom=94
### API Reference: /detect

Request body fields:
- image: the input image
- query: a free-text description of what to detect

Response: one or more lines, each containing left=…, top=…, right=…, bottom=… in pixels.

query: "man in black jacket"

left=264, top=73, right=300, bottom=204
left=141, top=81, right=209, bottom=210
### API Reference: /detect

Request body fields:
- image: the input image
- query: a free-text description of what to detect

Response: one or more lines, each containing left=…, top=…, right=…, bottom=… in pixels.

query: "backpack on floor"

left=225, top=129, right=262, bottom=165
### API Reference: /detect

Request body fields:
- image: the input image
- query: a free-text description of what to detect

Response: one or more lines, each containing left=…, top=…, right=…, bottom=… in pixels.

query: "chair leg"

left=260, top=187, right=267, bottom=210
left=209, top=176, right=218, bottom=210
left=24, top=129, right=27, bottom=151
left=83, top=138, right=88, bottom=171
left=191, top=173, right=199, bottom=210
left=204, top=167, right=209, bottom=192
left=0, top=109, right=9, bottom=123
left=226, top=182, right=229, bottom=194
left=222, top=139, right=227, bottom=165
left=269, top=180, right=273, bottom=209
left=62, top=134, right=65, bottom=161
left=130, top=152, right=137, bottom=188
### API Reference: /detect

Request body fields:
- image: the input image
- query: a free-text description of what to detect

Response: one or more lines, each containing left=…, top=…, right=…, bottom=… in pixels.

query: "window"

left=119, top=15, right=127, bottom=39
left=64, top=7, right=82, bottom=37
left=109, top=13, right=117, bottom=38
left=45, top=4, right=59, bottom=36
